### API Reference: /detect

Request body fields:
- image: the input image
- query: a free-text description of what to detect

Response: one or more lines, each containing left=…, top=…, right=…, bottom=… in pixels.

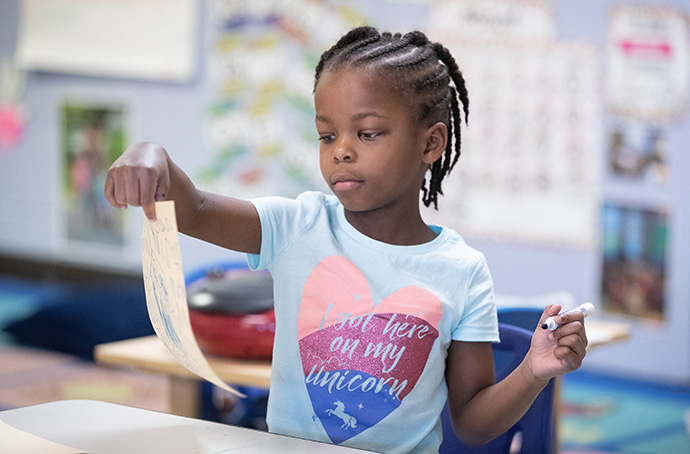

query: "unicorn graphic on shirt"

left=326, top=400, right=358, bottom=429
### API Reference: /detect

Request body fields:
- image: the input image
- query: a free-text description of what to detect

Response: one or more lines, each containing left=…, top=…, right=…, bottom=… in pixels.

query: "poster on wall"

left=606, top=4, right=690, bottom=123
left=61, top=100, right=127, bottom=248
left=200, top=0, right=364, bottom=198
left=600, top=202, right=668, bottom=322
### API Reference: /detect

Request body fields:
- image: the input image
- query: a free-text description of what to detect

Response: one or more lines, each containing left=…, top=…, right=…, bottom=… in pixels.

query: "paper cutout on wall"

left=141, top=200, right=243, bottom=397
left=0, top=60, right=26, bottom=152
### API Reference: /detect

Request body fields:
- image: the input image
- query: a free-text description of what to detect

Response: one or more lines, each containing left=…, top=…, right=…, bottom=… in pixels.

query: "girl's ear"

left=422, top=122, right=448, bottom=164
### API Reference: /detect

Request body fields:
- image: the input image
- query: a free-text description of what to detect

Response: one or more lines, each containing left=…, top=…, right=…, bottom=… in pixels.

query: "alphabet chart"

left=421, top=41, right=602, bottom=247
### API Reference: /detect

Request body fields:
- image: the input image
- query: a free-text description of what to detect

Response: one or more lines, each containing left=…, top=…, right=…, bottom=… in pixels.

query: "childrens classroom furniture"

left=0, top=400, right=373, bottom=453
left=95, top=335, right=271, bottom=417
left=439, top=323, right=557, bottom=454
left=94, top=319, right=629, bottom=419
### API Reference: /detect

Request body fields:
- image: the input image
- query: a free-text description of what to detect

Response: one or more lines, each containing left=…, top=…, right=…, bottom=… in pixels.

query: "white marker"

left=541, top=302, right=595, bottom=330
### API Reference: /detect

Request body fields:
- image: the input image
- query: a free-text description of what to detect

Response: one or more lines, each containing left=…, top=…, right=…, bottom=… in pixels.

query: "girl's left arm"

left=445, top=304, right=588, bottom=446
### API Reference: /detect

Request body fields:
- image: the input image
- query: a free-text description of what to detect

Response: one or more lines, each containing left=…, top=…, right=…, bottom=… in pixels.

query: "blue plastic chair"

left=439, top=323, right=556, bottom=454
left=497, top=307, right=543, bottom=332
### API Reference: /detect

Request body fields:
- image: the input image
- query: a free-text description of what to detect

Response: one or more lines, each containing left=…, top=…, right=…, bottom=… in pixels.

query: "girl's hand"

left=524, top=304, right=588, bottom=382
left=104, top=142, right=171, bottom=221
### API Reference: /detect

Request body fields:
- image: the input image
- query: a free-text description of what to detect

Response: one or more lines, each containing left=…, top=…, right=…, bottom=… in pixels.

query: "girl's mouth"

left=334, top=180, right=363, bottom=191
left=332, top=174, right=363, bottom=192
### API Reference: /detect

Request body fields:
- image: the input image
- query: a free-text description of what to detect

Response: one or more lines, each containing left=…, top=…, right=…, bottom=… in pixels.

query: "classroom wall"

left=1, top=0, right=689, bottom=385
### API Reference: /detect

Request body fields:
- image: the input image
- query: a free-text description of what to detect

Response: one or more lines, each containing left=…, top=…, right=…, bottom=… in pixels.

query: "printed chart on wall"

left=61, top=100, right=127, bottom=248
left=423, top=0, right=602, bottom=247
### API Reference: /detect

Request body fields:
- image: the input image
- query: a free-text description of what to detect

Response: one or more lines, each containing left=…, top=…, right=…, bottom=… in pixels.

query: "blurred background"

left=1, top=1, right=689, bottom=453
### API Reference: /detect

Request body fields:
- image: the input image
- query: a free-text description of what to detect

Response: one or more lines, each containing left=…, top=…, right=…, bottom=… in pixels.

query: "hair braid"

left=314, top=27, right=380, bottom=88
left=433, top=43, right=469, bottom=123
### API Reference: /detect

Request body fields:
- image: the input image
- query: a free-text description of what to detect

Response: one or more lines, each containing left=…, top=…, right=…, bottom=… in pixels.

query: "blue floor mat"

left=0, top=276, right=68, bottom=329
left=0, top=276, right=69, bottom=346
left=560, top=370, right=690, bottom=454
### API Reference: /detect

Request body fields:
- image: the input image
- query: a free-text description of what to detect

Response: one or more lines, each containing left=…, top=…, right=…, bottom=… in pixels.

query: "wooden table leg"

left=168, top=376, right=202, bottom=418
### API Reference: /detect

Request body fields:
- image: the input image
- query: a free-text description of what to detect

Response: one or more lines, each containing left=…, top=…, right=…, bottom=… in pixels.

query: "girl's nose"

left=333, top=138, right=355, bottom=162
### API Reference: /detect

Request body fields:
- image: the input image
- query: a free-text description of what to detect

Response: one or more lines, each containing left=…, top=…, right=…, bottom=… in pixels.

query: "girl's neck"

left=343, top=206, right=438, bottom=246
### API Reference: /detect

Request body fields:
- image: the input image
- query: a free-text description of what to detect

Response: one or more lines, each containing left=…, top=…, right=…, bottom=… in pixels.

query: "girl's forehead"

left=315, top=67, right=402, bottom=110
left=318, top=66, right=386, bottom=90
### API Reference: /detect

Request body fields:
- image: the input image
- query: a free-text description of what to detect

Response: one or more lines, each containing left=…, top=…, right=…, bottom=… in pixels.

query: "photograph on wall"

left=607, top=123, right=668, bottom=185
left=61, top=100, right=127, bottom=247
left=600, top=202, right=668, bottom=321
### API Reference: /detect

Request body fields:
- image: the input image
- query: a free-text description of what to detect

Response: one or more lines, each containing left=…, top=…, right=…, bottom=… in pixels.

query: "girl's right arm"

left=104, top=142, right=261, bottom=254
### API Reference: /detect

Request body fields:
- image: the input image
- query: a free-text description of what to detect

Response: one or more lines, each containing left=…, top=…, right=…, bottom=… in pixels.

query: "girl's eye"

left=359, top=131, right=380, bottom=141
left=319, top=134, right=335, bottom=144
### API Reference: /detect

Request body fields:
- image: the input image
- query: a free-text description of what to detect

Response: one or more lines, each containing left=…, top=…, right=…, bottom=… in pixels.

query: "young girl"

left=105, top=26, right=588, bottom=454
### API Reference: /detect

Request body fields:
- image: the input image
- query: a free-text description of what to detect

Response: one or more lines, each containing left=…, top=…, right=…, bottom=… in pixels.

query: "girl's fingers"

left=142, top=200, right=157, bottom=221
left=553, top=325, right=588, bottom=372
left=123, top=170, right=140, bottom=208
left=138, top=170, right=158, bottom=221
left=104, top=142, right=170, bottom=218
left=112, top=170, right=128, bottom=208
left=103, top=173, right=125, bottom=209
left=557, top=332, right=587, bottom=357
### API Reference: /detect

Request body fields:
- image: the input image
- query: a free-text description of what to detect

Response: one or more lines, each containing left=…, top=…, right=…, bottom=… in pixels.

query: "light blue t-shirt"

left=248, top=191, right=499, bottom=454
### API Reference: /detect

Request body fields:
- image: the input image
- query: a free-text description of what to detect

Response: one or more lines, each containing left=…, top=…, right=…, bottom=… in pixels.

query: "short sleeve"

left=451, top=256, right=500, bottom=342
left=246, top=192, right=321, bottom=271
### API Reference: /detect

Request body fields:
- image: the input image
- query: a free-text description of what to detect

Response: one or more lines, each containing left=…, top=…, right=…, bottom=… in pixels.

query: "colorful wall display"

left=200, top=0, right=364, bottom=199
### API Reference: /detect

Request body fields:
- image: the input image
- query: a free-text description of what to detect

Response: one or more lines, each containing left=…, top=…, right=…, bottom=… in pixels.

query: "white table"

left=0, top=400, right=372, bottom=453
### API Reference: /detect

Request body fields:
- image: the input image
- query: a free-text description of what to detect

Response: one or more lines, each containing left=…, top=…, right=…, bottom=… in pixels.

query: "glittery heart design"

left=298, top=255, right=442, bottom=444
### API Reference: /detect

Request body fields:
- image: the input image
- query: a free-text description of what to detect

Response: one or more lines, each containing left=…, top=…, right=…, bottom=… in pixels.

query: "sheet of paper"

left=141, top=200, right=242, bottom=397
left=0, top=419, right=85, bottom=454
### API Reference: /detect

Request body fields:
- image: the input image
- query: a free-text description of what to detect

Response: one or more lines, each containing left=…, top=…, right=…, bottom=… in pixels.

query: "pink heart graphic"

left=298, top=255, right=442, bottom=443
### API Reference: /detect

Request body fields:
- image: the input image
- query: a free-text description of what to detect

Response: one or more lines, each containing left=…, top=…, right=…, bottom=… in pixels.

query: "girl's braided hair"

left=314, top=26, right=469, bottom=209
